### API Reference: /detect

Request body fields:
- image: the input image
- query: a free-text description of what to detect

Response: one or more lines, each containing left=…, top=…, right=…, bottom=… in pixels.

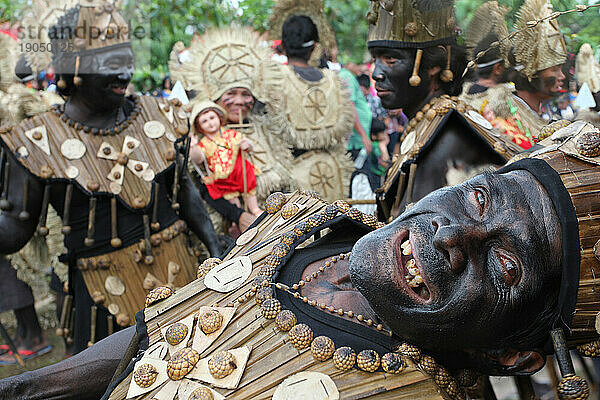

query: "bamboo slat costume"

left=267, top=0, right=356, bottom=203
left=104, top=192, right=469, bottom=400
left=0, top=0, right=214, bottom=352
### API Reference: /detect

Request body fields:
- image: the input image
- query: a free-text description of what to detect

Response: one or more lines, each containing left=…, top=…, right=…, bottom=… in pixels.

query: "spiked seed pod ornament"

left=165, top=323, right=189, bottom=346
left=198, top=309, right=223, bottom=334
left=275, top=310, right=297, bottom=331
left=208, top=351, right=237, bottom=379
left=133, top=364, right=159, bottom=388
left=145, top=286, right=174, bottom=307
left=311, top=336, right=335, bottom=361
left=167, top=348, right=200, bottom=381
left=288, top=324, right=313, bottom=350
left=188, top=387, right=214, bottom=400
left=333, top=347, right=356, bottom=371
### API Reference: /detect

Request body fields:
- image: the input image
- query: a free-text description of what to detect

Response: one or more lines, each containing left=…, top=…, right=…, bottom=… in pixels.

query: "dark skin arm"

left=0, top=326, right=135, bottom=400
left=177, top=169, right=222, bottom=257
left=0, top=157, right=43, bottom=254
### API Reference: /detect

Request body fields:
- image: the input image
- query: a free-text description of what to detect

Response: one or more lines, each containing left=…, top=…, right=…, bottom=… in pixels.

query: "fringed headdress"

left=513, top=0, right=567, bottom=79
left=465, top=1, right=510, bottom=68
left=366, top=0, right=458, bottom=86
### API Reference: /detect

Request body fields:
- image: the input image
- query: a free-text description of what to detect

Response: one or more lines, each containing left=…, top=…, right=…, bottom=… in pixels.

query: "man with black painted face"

left=0, top=1, right=221, bottom=355
left=366, top=0, right=522, bottom=221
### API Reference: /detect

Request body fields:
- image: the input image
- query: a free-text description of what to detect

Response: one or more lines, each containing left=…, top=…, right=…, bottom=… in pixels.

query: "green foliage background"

left=1, top=0, right=598, bottom=91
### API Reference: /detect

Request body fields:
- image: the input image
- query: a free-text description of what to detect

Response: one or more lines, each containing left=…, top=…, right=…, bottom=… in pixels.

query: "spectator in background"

left=357, top=73, right=386, bottom=121
left=557, top=94, right=575, bottom=120
left=160, top=75, right=172, bottom=98
left=339, top=67, right=372, bottom=160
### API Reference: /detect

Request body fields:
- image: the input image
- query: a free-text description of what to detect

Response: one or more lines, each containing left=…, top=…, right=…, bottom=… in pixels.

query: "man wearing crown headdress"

left=0, top=0, right=222, bottom=355
left=479, top=0, right=568, bottom=149
left=367, top=0, right=522, bottom=221
left=170, top=27, right=297, bottom=232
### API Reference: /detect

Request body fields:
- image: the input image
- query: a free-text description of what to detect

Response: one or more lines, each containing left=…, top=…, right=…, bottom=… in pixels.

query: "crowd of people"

left=1, top=0, right=600, bottom=399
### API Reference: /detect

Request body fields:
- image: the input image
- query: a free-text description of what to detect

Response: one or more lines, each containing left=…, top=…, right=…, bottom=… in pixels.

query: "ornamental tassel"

left=61, top=184, right=73, bottom=235
left=107, top=315, right=114, bottom=336
left=405, top=163, right=418, bottom=205
left=171, top=154, right=180, bottom=211
left=440, top=45, right=454, bottom=83
left=66, top=307, right=75, bottom=346
left=143, top=214, right=154, bottom=265
left=0, top=159, right=11, bottom=211
left=37, top=185, right=51, bottom=236
left=84, top=197, right=97, bottom=247
left=550, top=328, right=590, bottom=399
left=73, top=56, right=82, bottom=87
left=151, top=183, right=160, bottom=231
left=391, top=171, right=408, bottom=217
left=18, top=177, right=30, bottom=221
left=87, top=305, right=97, bottom=348
left=409, top=49, right=423, bottom=87
left=0, top=147, right=4, bottom=193
left=55, top=294, right=72, bottom=337
left=110, top=197, right=122, bottom=248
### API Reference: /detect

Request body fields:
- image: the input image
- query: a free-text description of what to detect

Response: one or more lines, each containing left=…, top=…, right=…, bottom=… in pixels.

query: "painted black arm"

left=0, top=326, right=135, bottom=400
left=0, top=158, right=43, bottom=254
left=177, top=169, right=222, bottom=257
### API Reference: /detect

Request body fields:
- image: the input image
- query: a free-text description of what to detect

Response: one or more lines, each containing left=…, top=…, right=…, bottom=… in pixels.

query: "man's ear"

left=496, top=349, right=546, bottom=375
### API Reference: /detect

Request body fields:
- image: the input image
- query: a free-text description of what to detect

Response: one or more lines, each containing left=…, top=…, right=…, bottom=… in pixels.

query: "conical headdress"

left=366, top=0, right=456, bottom=49
left=513, top=0, right=567, bottom=79
left=465, top=1, right=510, bottom=66
left=169, top=27, right=277, bottom=103
left=20, top=0, right=130, bottom=75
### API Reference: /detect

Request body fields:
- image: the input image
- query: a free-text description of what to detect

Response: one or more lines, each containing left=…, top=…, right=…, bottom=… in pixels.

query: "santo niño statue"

left=0, top=0, right=222, bottom=354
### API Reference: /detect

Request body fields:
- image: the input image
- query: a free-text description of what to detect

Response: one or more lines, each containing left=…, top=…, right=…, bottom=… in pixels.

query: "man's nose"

left=431, top=216, right=486, bottom=274
left=372, top=59, right=385, bottom=82
left=117, top=69, right=132, bottom=82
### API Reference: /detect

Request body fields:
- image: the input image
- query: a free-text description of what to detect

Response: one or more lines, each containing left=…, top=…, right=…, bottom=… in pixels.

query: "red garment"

left=205, top=152, right=257, bottom=200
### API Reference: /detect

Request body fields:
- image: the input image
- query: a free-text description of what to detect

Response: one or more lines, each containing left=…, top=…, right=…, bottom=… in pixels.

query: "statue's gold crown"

left=367, top=0, right=457, bottom=49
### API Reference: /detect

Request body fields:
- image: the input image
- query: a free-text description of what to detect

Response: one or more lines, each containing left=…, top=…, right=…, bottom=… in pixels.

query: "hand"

left=362, top=137, right=372, bottom=154
left=239, top=138, right=252, bottom=152
left=202, top=176, right=215, bottom=185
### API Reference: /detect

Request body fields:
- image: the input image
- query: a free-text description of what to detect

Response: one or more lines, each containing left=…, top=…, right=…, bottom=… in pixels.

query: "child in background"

left=189, top=101, right=263, bottom=217
left=369, top=118, right=390, bottom=177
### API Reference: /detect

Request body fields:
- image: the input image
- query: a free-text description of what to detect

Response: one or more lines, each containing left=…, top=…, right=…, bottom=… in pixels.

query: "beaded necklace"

left=52, top=95, right=142, bottom=136
left=192, top=193, right=474, bottom=399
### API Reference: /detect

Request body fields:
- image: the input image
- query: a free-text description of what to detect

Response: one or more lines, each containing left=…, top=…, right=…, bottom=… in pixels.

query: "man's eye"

left=474, top=188, right=487, bottom=213
left=497, top=252, right=521, bottom=286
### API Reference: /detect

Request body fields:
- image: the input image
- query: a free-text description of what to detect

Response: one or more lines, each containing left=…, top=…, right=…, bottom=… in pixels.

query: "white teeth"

left=401, top=240, right=412, bottom=256
left=404, top=257, right=424, bottom=288
left=408, top=276, right=423, bottom=288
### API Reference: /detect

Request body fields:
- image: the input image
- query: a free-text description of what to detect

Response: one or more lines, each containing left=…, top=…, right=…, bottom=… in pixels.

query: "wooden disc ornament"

left=61, top=139, right=87, bottom=160
left=144, top=121, right=166, bottom=139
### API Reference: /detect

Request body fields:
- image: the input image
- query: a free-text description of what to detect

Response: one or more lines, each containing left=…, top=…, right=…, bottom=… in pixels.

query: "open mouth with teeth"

left=109, top=81, right=128, bottom=95
left=398, top=233, right=431, bottom=302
